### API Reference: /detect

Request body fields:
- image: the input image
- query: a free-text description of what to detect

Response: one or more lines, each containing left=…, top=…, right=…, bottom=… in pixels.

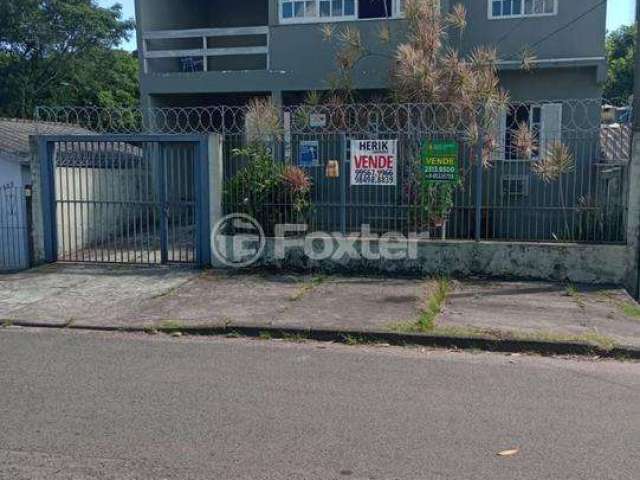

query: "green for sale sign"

left=421, top=140, right=460, bottom=183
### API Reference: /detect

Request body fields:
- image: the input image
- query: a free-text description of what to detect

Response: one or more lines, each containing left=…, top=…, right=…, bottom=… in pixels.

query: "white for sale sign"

left=350, top=139, right=397, bottom=186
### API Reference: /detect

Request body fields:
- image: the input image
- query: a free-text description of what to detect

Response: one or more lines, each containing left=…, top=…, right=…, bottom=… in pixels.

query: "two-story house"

left=133, top=0, right=613, bottom=241
left=134, top=0, right=606, bottom=107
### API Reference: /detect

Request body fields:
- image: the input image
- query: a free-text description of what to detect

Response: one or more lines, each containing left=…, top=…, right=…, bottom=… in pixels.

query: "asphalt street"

left=0, top=328, right=639, bottom=479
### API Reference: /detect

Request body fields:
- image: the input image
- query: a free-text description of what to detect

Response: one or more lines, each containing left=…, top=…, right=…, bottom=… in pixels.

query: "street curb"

left=4, top=320, right=640, bottom=360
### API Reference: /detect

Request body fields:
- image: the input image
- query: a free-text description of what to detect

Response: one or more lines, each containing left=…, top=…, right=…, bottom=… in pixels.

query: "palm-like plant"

left=532, top=141, right=575, bottom=238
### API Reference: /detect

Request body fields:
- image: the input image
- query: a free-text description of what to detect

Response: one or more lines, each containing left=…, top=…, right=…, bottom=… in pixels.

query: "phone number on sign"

left=353, top=169, right=395, bottom=185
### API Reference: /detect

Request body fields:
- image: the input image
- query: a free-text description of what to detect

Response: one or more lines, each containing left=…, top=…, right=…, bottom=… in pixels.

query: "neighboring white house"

left=0, top=119, right=148, bottom=267
left=0, top=119, right=97, bottom=269
left=0, top=119, right=37, bottom=270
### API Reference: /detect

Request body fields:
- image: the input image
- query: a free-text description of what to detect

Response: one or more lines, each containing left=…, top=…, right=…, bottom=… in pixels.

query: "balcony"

left=137, top=0, right=269, bottom=74
left=142, top=26, right=270, bottom=74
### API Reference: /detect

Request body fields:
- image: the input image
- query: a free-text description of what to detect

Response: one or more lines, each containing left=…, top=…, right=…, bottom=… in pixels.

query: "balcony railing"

left=142, top=26, right=270, bottom=74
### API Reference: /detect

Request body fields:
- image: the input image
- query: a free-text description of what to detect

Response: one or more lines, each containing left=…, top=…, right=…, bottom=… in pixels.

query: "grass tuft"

left=388, top=278, right=452, bottom=333
left=258, top=331, right=273, bottom=340
left=565, top=283, right=578, bottom=297
left=158, top=320, right=184, bottom=331
left=289, top=275, right=328, bottom=302
left=417, top=278, right=451, bottom=331
left=621, top=302, right=640, bottom=319
left=342, top=334, right=365, bottom=346
left=281, top=332, right=309, bottom=343
left=143, top=326, right=159, bottom=335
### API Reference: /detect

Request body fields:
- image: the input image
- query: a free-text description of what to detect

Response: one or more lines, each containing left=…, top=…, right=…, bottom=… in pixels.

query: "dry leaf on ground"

left=497, top=448, right=519, bottom=457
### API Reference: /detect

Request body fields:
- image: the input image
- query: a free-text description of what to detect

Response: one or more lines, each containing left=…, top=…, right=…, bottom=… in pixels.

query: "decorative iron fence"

left=35, top=100, right=630, bottom=244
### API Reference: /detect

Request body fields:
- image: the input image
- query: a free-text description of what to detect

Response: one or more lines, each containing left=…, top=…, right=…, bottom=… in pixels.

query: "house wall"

left=0, top=154, right=26, bottom=189
left=460, top=0, right=606, bottom=61
left=138, top=0, right=268, bottom=31
left=136, top=0, right=606, bottom=103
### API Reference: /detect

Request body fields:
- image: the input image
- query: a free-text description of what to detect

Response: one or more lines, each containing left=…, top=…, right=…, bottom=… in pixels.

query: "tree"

left=52, top=49, right=139, bottom=108
left=604, top=24, right=635, bottom=103
left=0, top=0, right=136, bottom=118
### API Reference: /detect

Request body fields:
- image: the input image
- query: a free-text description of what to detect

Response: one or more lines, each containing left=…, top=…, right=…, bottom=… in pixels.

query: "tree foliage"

left=0, top=0, right=137, bottom=118
left=604, top=24, right=635, bottom=104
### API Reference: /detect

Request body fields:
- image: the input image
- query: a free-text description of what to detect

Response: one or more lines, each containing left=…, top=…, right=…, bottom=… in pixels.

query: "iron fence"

left=35, top=100, right=631, bottom=244
left=0, top=186, right=30, bottom=272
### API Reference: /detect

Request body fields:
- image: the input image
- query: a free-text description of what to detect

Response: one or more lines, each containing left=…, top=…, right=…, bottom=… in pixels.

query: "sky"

left=101, top=0, right=636, bottom=52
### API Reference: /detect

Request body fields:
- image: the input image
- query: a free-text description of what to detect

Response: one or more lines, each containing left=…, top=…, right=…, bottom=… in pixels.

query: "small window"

left=524, top=0, right=555, bottom=14
left=490, top=0, right=556, bottom=18
left=502, top=175, right=530, bottom=197
left=280, top=0, right=403, bottom=23
left=359, top=0, right=393, bottom=19
left=280, top=0, right=356, bottom=22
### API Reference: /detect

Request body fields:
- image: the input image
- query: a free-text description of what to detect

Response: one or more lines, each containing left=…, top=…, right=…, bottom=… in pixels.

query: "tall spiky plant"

left=244, top=98, right=283, bottom=145
left=320, top=0, right=546, bottom=233
left=532, top=141, right=575, bottom=238
left=392, top=1, right=507, bottom=231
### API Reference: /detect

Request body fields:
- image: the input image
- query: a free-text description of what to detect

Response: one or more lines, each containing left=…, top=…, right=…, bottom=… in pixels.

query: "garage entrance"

left=38, top=135, right=211, bottom=266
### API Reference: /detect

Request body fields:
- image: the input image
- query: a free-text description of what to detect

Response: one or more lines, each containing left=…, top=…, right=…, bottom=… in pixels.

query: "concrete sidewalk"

left=2, top=264, right=640, bottom=353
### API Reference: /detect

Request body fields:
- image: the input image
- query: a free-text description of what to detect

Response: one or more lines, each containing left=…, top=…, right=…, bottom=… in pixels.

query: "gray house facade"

left=134, top=0, right=607, bottom=108
left=133, top=0, right=618, bottom=244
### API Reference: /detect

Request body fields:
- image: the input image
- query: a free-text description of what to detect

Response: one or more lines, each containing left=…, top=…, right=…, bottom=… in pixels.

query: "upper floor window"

left=489, top=0, right=557, bottom=19
left=279, top=0, right=403, bottom=24
left=281, top=0, right=357, bottom=22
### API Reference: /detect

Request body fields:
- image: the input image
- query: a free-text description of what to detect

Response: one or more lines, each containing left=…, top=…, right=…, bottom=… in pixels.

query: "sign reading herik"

left=350, top=139, right=397, bottom=186
left=422, top=140, right=459, bottom=183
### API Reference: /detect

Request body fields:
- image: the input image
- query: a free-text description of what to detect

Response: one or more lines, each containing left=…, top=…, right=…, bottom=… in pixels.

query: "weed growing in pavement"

left=289, top=275, right=328, bottom=302
left=281, top=332, right=310, bottom=343
left=387, top=278, right=452, bottom=333
left=258, top=331, right=273, bottom=340
left=158, top=320, right=184, bottom=331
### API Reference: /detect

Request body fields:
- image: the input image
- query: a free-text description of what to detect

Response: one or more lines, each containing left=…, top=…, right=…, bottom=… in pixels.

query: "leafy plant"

left=281, top=165, right=312, bottom=221
left=225, top=145, right=312, bottom=236
left=404, top=161, right=460, bottom=231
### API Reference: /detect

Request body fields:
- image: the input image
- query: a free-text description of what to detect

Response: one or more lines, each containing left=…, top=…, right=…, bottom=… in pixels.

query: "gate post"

left=207, top=133, right=224, bottom=266
left=33, top=137, right=57, bottom=263
left=625, top=132, right=640, bottom=298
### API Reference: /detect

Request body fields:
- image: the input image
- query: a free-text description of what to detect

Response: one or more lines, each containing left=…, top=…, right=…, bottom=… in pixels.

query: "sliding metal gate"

left=38, top=135, right=210, bottom=266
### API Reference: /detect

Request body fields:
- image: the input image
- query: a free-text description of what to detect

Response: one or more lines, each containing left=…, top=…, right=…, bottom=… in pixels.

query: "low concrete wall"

left=236, top=238, right=630, bottom=285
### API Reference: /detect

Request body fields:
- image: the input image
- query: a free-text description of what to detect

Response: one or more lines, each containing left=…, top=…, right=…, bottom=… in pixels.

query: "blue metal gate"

left=38, top=135, right=211, bottom=266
